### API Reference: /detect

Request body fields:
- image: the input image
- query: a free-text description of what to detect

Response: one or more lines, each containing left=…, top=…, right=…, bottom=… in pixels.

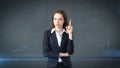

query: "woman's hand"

left=66, top=20, right=73, bottom=40
left=66, top=20, right=73, bottom=33
left=59, top=53, right=70, bottom=57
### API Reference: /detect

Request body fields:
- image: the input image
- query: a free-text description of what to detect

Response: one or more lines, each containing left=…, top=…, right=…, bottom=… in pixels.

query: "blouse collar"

left=51, top=28, right=67, bottom=34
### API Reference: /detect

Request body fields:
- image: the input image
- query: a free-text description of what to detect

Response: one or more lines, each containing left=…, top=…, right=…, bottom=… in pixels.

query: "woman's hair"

left=51, top=9, right=68, bottom=29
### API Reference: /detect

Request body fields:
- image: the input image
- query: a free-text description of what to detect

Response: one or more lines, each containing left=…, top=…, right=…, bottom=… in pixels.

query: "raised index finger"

left=69, top=19, right=72, bottom=26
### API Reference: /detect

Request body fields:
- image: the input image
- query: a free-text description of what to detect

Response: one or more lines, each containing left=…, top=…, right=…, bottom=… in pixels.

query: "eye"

left=54, top=18, right=56, bottom=20
left=59, top=18, right=62, bottom=21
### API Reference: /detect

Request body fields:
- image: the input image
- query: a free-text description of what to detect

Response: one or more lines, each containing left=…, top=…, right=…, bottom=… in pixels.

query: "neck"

left=55, top=27, right=63, bottom=33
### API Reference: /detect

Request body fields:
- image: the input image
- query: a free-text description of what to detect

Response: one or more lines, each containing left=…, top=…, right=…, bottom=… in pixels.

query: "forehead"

left=54, top=13, right=63, bottom=18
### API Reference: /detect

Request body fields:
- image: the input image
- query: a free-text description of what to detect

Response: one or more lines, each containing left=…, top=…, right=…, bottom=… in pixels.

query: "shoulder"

left=43, top=30, right=51, bottom=36
left=44, top=30, right=51, bottom=33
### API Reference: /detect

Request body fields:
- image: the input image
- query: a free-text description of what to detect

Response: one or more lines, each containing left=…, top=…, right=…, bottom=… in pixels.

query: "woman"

left=42, top=9, right=74, bottom=68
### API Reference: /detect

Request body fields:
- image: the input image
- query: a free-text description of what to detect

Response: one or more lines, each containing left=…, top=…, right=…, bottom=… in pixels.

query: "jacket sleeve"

left=67, top=39, right=74, bottom=55
left=42, top=30, right=59, bottom=58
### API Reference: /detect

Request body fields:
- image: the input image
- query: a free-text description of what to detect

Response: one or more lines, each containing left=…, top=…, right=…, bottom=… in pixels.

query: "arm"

left=66, top=20, right=74, bottom=55
left=67, top=38, right=74, bottom=55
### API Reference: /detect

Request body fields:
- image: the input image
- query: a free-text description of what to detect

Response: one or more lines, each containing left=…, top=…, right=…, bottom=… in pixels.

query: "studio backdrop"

left=0, top=0, right=120, bottom=68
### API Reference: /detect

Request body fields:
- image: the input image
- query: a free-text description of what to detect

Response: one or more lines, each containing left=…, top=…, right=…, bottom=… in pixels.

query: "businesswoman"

left=42, top=9, right=74, bottom=68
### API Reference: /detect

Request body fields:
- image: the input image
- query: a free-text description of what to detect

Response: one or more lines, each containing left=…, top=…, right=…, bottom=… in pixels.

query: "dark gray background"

left=0, top=0, right=120, bottom=68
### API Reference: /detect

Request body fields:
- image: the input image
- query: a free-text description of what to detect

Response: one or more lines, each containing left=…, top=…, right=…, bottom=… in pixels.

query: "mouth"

left=55, top=24, right=60, bottom=26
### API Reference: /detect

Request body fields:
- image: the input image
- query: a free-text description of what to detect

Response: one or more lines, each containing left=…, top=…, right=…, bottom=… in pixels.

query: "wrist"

left=69, top=33, right=73, bottom=40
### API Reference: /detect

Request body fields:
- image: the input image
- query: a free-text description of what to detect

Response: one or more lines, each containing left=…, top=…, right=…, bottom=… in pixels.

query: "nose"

left=56, top=20, right=59, bottom=23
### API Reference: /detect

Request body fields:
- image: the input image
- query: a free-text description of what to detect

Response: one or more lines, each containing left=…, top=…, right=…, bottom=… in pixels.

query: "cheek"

left=53, top=20, right=56, bottom=24
left=61, top=21, right=64, bottom=25
left=61, top=22, right=64, bottom=25
left=53, top=19, right=56, bottom=23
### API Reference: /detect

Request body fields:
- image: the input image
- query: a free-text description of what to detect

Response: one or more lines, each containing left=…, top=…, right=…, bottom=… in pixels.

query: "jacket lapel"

left=60, top=32, right=67, bottom=48
left=51, top=31, right=60, bottom=49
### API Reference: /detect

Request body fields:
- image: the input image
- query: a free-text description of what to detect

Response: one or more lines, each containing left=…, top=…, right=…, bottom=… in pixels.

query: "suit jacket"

left=42, top=30, right=74, bottom=68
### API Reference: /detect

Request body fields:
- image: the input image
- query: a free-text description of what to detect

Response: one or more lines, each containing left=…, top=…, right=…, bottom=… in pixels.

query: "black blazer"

left=42, top=30, right=74, bottom=68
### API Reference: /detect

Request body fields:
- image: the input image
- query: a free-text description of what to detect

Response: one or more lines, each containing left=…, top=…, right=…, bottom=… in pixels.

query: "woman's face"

left=53, top=13, right=64, bottom=29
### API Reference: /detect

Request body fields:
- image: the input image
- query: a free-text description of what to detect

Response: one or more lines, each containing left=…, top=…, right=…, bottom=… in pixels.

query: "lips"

left=55, top=24, right=60, bottom=26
